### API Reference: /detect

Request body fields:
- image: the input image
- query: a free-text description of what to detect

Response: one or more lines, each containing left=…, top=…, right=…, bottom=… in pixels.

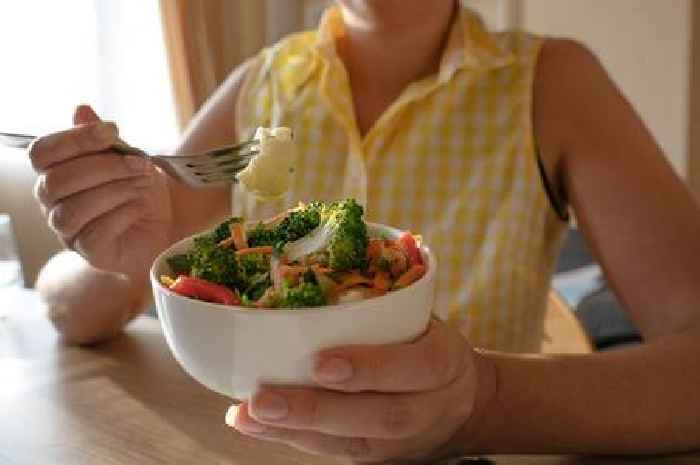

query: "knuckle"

left=27, top=139, right=44, bottom=168
left=39, top=171, right=61, bottom=202
left=33, top=176, right=46, bottom=204
left=379, top=399, right=416, bottom=438
left=28, top=136, right=57, bottom=171
left=73, top=223, right=102, bottom=257
left=48, top=202, right=77, bottom=235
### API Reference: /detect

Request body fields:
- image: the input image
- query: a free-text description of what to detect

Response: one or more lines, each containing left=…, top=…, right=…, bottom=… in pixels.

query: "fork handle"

left=0, top=131, right=147, bottom=158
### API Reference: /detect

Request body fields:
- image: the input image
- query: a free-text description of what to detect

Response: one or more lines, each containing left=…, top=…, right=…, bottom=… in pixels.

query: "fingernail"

left=124, top=156, right=146, bottom=173
left=315, top=357, right=353, bottom=383
left=252, top=392, right=288, bottom=421
left=225, top=405, right=267, bottom=433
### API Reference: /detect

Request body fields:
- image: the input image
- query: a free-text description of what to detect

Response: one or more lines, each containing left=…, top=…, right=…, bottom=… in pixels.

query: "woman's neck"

left=335, top=0, right=457, bottom=135
left=336, top=0, right=456, bottom=88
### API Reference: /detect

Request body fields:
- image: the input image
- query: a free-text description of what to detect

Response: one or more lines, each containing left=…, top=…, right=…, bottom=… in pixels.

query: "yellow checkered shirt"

left=232, top=5, right=567, bottom=352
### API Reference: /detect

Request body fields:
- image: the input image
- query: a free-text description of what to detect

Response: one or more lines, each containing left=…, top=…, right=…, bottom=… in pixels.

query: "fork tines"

left=185, top=140, right=259, bottom=168
left=183, top=140, right=260, bottom=184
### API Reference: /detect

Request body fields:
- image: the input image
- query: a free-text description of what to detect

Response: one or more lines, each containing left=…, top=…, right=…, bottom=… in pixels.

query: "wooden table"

left=1, top=288, right=698, bottom=465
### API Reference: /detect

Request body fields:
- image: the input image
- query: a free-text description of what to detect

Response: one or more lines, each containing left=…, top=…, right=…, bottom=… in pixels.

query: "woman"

left=30, top=0, right=700, bottom=462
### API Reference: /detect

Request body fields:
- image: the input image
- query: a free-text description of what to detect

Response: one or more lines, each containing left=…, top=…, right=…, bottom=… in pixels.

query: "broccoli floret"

left=211, top=217, right=244, bottom=243
left=241, top=272, right=272, bottom=302
left=188, top=235, right=240, bottom=288
left=239, top=253, right=269, bottom=277
left=284, top=199, right=368, bottom=271
left=278, top=282, right=326, bottom=308
left=247, top=222, right=280, bottom=248
left=275, top=203, right=322, bottom=243
left=237, top=252, right=272, bottom=301
left=167, top=253, right=192, bottom=275
left=246, top=204, right=322, bottom=252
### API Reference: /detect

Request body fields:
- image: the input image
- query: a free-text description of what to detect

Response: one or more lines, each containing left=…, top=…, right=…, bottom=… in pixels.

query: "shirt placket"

left=317, top=56, right=368, bottom=206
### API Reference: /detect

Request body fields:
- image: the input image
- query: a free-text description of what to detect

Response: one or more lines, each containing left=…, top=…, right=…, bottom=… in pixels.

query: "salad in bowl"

left=159, top=199, right=426, bottom=309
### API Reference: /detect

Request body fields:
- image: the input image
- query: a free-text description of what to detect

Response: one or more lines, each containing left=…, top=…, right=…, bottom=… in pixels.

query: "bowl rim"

left=150, top=222, right=437, bottom=316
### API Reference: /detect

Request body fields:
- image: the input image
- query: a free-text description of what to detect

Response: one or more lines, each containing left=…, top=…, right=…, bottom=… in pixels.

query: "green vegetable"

left=284, top=199, right=368, bottom=271
left=211, top=217, right=244, bottom=243
left=241, top=272, right=272, bottom=302
left=275, top=203, right=322, bottom=243
left=167, top=253, right=192, bottom=275
left=278, top=282, right=326, bottom=308
left=188, top=235, right=240, bottom=289
left=246, top=204, right=322, bottom=252
left=174, top=199, right=369, bottom=308
left=238, top=253, right=269, bottom=277
left=247, top=222, right=279, bottom=248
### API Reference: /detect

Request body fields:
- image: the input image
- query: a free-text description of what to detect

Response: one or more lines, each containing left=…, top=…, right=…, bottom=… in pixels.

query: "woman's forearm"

left=36, top=251, right=152, bottom=345
left=461, top=329, right=700, bottom=455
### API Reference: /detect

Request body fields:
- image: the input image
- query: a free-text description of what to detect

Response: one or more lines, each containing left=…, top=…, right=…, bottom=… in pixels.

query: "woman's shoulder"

left=255, top=30, right=319, bottom=71
left=489, top=28, right=597, bottom=72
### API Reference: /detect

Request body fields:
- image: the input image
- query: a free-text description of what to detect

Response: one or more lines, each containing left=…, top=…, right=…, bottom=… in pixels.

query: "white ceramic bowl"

left=150, top=223, right=437, bottom=400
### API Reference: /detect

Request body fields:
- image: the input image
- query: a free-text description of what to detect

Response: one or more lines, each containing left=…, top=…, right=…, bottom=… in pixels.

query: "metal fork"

left=0, top=131, right=259, bottom=189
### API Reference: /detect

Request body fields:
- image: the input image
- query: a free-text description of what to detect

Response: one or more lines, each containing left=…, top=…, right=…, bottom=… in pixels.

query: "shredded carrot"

left=392, top=265, right=426, bottom=290
left=311, top=265, right=332, bottom=274
left=235, top=246, right=274, bottom=256
left=262, top=203, right=306, bottom=227
left=372, top=270, right=392, bottom=293
left=315, top=270, right=339, bottom=293
left=230, top=222, right=248, bottom=250
left=335, top=272, right=373, bottom=293
left=367, top=239, right=384, bottom=261
left=278, top=265, right=308, bottom=286
left=385, top=244, right=408, bottom=277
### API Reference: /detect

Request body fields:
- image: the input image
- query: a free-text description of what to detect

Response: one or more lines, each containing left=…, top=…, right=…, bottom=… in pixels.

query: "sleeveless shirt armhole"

left=535, top=145, right=569, bottom=222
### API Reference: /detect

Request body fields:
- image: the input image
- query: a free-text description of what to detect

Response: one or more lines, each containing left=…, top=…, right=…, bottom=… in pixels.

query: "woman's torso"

left=232, top=5, right=567, bottom=352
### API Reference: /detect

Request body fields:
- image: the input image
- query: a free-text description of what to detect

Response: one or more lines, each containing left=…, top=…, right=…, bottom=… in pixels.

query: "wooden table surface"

left=1, top=288, right=699, bottom=465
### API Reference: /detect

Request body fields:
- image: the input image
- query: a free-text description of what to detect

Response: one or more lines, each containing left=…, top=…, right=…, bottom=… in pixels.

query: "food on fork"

left=161, top=199, right=426, bottom=308
left=236, top=127, right=296, bottom=199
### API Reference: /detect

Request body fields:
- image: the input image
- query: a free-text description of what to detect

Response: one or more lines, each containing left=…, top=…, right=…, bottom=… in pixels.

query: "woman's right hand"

left=31, top=105, right=174, bottom=278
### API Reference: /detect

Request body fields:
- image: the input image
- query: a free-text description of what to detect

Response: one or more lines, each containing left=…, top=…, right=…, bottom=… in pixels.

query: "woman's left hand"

left=226, top=319, right=485, bottom=463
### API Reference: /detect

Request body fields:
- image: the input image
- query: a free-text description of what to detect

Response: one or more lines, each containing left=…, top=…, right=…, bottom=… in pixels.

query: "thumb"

left=73, top=104, right=101, bottom=125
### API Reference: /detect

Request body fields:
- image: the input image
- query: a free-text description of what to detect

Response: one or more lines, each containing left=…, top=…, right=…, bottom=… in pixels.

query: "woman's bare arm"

left=462, top=39, right=700, bottom=454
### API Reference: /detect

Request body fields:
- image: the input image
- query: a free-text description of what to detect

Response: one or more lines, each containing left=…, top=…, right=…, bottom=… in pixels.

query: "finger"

left=29, top=122, right=119, bottom=172
left=47, top=176, right=152, bottom=241
left=249, top=386, right=441, bottom=439
left=312, top=319, right=469, bottom=393
left=230, top=403, right=386, bottom=461
left=72, top=200, right=144, bottom=263
left=74, top=104, right=100, bottom=125
left=35, top=152, right=149, bottom=207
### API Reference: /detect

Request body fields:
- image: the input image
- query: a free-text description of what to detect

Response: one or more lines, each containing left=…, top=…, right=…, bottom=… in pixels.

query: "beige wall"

left=516, top=0, right=691, bottom=177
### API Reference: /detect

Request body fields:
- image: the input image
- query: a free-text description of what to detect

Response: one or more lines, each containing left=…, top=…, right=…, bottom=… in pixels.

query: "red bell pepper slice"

left=169, top=276, right=240, bottom=306
left=397, top=232, right=423, bottom=266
